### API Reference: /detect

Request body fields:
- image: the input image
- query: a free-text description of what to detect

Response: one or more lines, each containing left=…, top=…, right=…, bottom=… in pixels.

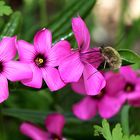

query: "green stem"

left=121, top=105, right=130, bottom=136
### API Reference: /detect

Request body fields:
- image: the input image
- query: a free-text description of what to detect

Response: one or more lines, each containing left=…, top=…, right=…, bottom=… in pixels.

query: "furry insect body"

left=100, top=46, right=122, bottom=70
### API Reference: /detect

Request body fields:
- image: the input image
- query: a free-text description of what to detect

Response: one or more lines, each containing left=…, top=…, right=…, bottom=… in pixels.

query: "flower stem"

left=121, top=105, right=130, bottom=136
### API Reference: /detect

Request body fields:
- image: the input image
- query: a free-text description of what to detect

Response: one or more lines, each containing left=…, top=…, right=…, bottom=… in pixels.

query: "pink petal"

left=105, top=73, right=126, bottom=96
left=45, top=113, right=65, bottom=137
left=0, top=75, right=8, bottom=103
left=22, top=64, right=42, bottom=88
left=98, top=96, right=125, bottom=119
left=0, top=36, right=16, bottom=61
left=17, top=40, right=35, bottom=62
left=72, top=96, right=97, bottom=120
left=59, top=51, right=84, bottom=83
left=83, top=63, right=106, bottom=95
left=128, top=96, right=140, bottom=107
left=120, top=66, right=137, bottom=83
left=42, top=67, right=65, bottom=91
left=34, top=29, right=52, bottom=55
left=71, top=76, right=86, bottom=95
left=20, top=122, right=48, bottom=140
left=81, top=47, right=103, bottom=68
left=48, top=40, right=71, bottom=67
left=4, top=61, right=32, bottom=81
left=72, top=16, right=90, bottom=52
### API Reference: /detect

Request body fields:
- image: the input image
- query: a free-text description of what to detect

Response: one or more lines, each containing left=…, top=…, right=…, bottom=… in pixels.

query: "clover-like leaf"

left=0, top=1, right=13, bottom=16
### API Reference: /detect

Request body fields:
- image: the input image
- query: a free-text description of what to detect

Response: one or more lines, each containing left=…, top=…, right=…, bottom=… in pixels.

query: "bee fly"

left=100, top=46, right=122, bottom=70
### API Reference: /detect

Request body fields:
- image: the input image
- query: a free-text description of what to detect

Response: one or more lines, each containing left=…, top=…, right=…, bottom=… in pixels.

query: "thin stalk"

left=121, top=105, right=130, bottom=136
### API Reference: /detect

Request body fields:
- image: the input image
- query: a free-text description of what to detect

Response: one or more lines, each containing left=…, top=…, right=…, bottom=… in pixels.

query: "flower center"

left=49, top=133, right=61, bottom=140
left=34, top=54, right=46, bottom=67
left=0, top=61, right=4, bottom=73
left=93, top=88, right=106, bottom=100
left=124, top=82, right=135, bottom=93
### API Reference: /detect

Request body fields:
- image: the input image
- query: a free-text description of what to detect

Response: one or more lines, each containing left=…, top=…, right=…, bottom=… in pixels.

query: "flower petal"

left=98, top=96, right=125, bottom=119
left=22, top=64, right=42, bottom=88
left=48, top=40, right=71, bottom=67
left=20, top=122, right=48, bottom=140
left=0, top=75, right=8, bottom=103
left=105, top=72, right=126, bottom=96
left=45, top=113, right=65, bottom=137
left=0, top=36, right=16, bottom=61
left=72, top=16, right=90, bottom=51
left=71, top=76, right=87, bottom=95
left=42, top=67, right=65, bottom=91
left=34, top=28, right=52, bottom=55
left=59, top=51, right=84, bottom=83
left=4, top=61, right=32, bottom=81
left=120, top=66, right=137, bottom=83
left=17, top=40, right=35, bottom=62
left=83, top=63, right=106, bottom=95
left=72, top=96, right=97, bottom=120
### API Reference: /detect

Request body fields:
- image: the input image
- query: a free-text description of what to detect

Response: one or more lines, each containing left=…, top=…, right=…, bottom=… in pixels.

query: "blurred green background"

left=0, top=0, right=140, bottom=140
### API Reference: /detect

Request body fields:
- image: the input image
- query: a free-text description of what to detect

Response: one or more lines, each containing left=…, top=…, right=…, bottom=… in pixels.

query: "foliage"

left=0, top=1, right=13, bottom=16
left=94, top=120, right=140, bottom=140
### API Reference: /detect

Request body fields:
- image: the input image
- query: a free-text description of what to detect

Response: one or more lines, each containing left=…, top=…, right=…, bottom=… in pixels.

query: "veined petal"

left=4, top=61, right=32, bottom=81
left=22, top=64, right=42, bottom=88
left=120, top=66, right=137, bottom=83
left=72, top=97, right=97, bottom=120
left=0, top=36, right=16, bottom=61
left=34, top=28, right=52, bottom=55
left=72, top=16, right=90, bottom=52
left=45, top=113, right=65, bottom=137
left=48, top=40, right=71, bottom=67
left=71, top=76, right=87, bottom=95
left=20, top=122, right=48, bottom=140
left=0, top=75, right=8, bottom=103
left=17, top=40, right=35, bottom=62
left=42, top=67, right=65, bottom=91
left=98, top=96, right=125, bottom=119
left=83, top=63, right=106, bottom=95
left=59, top=51, right=84, bottom=83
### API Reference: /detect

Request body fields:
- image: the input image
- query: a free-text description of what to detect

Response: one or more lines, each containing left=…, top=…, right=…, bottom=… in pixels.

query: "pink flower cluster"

left=0, top=16, right=106, bottom=103
left=72, top=66, right=140, bottom=120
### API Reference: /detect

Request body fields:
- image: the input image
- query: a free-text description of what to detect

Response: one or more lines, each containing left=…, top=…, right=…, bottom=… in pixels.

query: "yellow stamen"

left=38, top=58, right=44, bottom=64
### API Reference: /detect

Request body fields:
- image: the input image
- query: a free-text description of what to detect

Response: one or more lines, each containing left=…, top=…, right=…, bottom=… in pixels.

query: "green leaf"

left=2, top=108, right=47, bottom=124
left=94, top=119, right=140, bottom=140
left=0, top=11, right=22, bottom=39
left=26, top=0, right=96, bottom=42
left=102, top=120, right=112, bottom=140
left=118, top=49, right=140, bottom=68
left=112, top=124, right=123, bottom=140
left=94, top=119, right=112, bottom=140
left=129, top=135, right=140, bottom=140
left=0, top=1, right=13, bottom=16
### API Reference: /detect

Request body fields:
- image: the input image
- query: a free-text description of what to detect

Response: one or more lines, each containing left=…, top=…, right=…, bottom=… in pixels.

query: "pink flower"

left=0, top=37, right=32, bottom=103
left=20, top=113, right=66, bottom=140
left=17, top=28, right=71, bottom=91
left=72, top=72, right=126, bottom=120
left=119, top=66, right=140, bottom=107
left=59, top=16, right=106, bottom=95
